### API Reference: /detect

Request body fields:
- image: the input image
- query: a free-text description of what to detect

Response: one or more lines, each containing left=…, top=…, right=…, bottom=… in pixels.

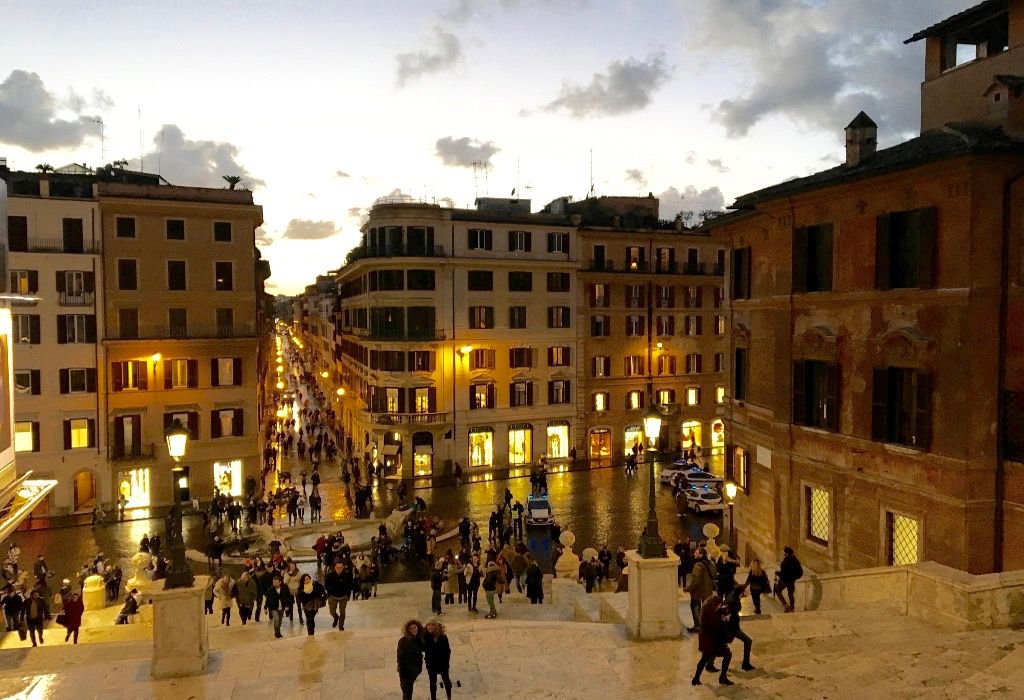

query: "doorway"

left=72, top=470, right=97, bottom=511
left=589, top=429, right=611, bottom=465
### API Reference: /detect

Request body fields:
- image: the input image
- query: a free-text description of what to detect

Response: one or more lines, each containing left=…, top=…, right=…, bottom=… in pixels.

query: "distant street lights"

left=638, top=404, right=667, bottom=558
left=162, top=418, right=194, bottom=589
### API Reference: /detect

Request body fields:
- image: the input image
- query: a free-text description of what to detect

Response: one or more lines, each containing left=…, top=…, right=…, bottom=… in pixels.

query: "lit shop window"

left=508, top=426, right=532, bottom=466
left=469, top=428, right=493, bottom=468
left=546, top=423, right=569, bottom=458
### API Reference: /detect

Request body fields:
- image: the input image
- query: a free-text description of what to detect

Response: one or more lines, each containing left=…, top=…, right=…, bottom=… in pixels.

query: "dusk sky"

left=0, top=0, right=965, bottom=294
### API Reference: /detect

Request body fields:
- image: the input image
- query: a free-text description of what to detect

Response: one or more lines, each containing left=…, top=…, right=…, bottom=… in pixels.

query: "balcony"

left=370, top=412, right=451, bottom=426
left=655, top=261, right=679, bottom=274
left=59, top=292, right=95, bottom=306
left=348, top=244, right=446, bottom=261
left=587, top=259, right=615, bottom=272
left=108, top=443, right=156, bottom=462
left=105, top=323, right=259, bottom=341
left=353, top=328, right=446, bottom=342
left=9, top=237, right=100, bottom=255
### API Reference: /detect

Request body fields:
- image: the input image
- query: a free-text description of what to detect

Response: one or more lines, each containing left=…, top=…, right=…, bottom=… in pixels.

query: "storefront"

left=412, top=432, right=433, bottom=476
left=624, top=425, right=643, bottom=456
left=469, top=427, right=493, bottom=468
left=589, top=428, right=612, bottom=463
left=213, top=459, right=243, bottom=497
left=681, top=420, right=702, bottom=450
left=546, top=421, right=569, bottom=459
left=117, top=467, right=151, bottom=508
left=711, top=420, right=726, bottom=450
left=508, top=424, right=532, bottom=466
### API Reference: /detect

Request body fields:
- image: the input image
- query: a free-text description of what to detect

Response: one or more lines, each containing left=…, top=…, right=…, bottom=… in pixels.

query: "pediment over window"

left=732, top=324, right=751, bottom=345
left=876, top=327, right=933, bottom=366
left=797, top=325, right=839, bottom=361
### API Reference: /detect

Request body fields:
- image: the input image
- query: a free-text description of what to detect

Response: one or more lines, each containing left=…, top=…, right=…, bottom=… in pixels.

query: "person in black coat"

left=21, top=589, right=50, bottom=646
left=424, top=619, right=453, bottom=700
left=264, top=574, right=293, bottom=638
left=397, top=619, right=424, bottom=700
left=524, top=554, right=544, bottom=604
left=776, top=546, right=803, bottom=612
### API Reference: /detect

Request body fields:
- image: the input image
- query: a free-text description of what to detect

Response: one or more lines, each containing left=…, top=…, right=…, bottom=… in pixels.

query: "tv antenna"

left=93, top=118, right=104, bottom=162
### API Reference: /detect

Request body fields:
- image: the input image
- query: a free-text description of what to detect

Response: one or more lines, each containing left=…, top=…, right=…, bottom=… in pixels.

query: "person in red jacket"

left=691, top=594, right=733, bottom=687
left=62, top=592, right=85, bottom=644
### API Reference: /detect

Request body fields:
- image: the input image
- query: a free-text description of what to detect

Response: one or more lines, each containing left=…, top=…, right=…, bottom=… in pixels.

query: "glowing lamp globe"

left=641, top=405, right=663, bottom=450
left=164, top=418, right=190, bottom=461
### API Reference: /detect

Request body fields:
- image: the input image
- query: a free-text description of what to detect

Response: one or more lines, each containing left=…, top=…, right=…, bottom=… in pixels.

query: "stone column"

left=625, top=549, right=681, bottom=640
left=150, top=576, right=209, bottom=679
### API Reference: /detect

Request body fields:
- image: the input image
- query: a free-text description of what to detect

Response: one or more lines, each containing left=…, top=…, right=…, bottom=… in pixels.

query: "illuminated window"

left=886, top=512, right=920, bottom=566
left=469, top=428, right=493, bottom=467
left=15, top=421, right=37, bottom=452
left=657, top=389, right=675, bottom=405
left=9, top=270, right=33, bottom=295
left=593, top=392, right=608, bottom=411
left=69, top=418, right=91, bottom=448
left=213, top=460, right=243, bottom=497
left=547, top=423, right=569, bottom=458
left=686, top=387, right=701, bottom=406
left=386, top=388, right=399, bottom=413
left=169, top=359, right=189, bottom=389
left=624, top=426, right=643, bottom=455
left=806, top=486, right=830, bottom=545
left=414, top=388, right=431, bottom=413
left=626, top=390, right=643, bottom=410
left=716, top=386, right=726, bottom=404
left=508, top=426, right=532, bottom=465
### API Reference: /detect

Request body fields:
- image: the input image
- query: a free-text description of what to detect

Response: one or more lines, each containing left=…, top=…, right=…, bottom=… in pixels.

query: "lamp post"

left=724, top=481, right=738, bottom=552
left=163, top=418, right=194, bottom=589
left=638, top=404, right=667, bottom=558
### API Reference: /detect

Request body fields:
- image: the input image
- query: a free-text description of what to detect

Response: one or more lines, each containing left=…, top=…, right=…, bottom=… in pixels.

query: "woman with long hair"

left=424, top=618, right=454, bottom=700
left=743, top=559, right=770, bottom=615
left=397, top=619, right=424, bottom=700
left=296, top=573, right=327, bottom=636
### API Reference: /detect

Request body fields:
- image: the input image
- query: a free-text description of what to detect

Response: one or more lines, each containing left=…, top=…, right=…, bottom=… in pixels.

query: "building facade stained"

left=708, top=0, right=1024, bottom=575
left=1, top=164, right=269, bottom=515
left=293, top=196, right=727, bottom=481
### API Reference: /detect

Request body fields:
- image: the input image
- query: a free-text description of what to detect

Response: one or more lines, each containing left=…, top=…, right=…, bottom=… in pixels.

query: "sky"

left=0, top=0, right=967, bottom=294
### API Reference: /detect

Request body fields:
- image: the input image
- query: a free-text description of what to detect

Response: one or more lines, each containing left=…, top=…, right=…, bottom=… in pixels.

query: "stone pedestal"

left=150, top=576, right=209, bottom=679
left=82, top=574, right=106, bottom=612
left=625, top=549, right=681, bottom=640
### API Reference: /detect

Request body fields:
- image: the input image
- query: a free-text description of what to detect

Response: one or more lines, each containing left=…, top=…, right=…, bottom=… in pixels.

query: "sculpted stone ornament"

left=127, top=550, right=153, bottom=594
left=554, top=531, right=580, bottom=579
left=703, top=523, right=722, bottom=562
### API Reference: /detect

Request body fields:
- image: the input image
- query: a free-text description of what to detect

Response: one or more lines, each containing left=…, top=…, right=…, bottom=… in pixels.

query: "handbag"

left=17, top=623, right=27, bottom=641
left=55, top=612, right=66, bottom=627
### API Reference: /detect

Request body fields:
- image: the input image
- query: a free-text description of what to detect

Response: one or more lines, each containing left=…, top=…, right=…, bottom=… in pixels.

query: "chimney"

left=845, top=111, right=877, bottom=166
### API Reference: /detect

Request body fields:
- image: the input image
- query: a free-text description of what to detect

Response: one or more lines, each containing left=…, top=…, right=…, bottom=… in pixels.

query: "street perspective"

left=6, top=1, right=1024, bottom=698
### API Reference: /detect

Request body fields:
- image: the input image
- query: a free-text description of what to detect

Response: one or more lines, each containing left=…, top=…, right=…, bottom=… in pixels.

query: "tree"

left=222, top=175, right=242, bottom=190
left=35, top=163, right=53, bottom=173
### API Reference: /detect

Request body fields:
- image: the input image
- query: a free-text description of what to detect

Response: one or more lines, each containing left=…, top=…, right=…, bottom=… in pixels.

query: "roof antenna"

left=137, top=107, right=144, bottom=172
left=588, top=148, right=595, bottom=198
left=157, top=126, right=164, bottom=176
left=93, top=118, right=104, bottom=162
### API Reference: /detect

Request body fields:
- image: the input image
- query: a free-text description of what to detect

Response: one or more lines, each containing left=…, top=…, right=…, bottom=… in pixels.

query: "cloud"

left=0, top=70, right=103, bottom=152
left=395, top=27, right=462, bottom=87
left=135, top=124, right=263, bottom=189
left=624, top=168, right=647, bottom=189
left=255, top=227, right=274, bottom=247
left=698, top=0, right=965, bottom=139
left=335, top=169, right=351, bottom=178
left=685, top=151, right=697, bottom=165
left=281, top=219, right=339, bottom=240
left=706, top=158, right=729, bottom=173
left=435, top=136, right=500, bottom=167
left=534, top=52, right=671, bottom=118
left=657, top=185, right=725, bottom=220
left=346, top=207, right=364, bottom=218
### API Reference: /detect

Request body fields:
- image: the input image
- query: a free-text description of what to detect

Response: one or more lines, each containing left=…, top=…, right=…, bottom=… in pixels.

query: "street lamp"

left=638, top=404, right=667, bottom=558
left=725, top=481, right=738, bottom=551
left=162, top=418, right=194, bottom=589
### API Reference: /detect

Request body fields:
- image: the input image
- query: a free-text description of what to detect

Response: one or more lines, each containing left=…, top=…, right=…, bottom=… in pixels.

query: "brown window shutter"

left=912, top=372, right=932, bottom=450
left=188, top=411, right=199, bottom=439
left=468, top=385, right=475, bottom=409
left=696, top=316, right=703, bottom=335
left=509, top=383, right=516, bottom=407
left=86, top=369, right=96, bottom=393
left=87, top=419, right=96, bottom=448
left=31, top=422, right=40, bottom=452
left=187, top=359, right=198, bottom=388
left=210, top=358, right=219, bottom=387
left=819, top=224, right=835, bottom=291
left=232, top=409, right=243, bottom=437
left=211, top=410, right=222, bottom=438
left=875, top=214, right=891, bottom=290
left=85, top=315, right=96, bottom=343
left=137, top=362, right=148, bottom=390
left=792, top=227, right=808, bottom=293
left=427, top=387, right=436, bottom=412
left=792, top=361, right=807, bottom=425
left=164, top=360, right=172, bottom=389
left=131, top=415, right=141, bottom=447
left=113, top=417, right=125, bottom=456
left=56, top=315, right=67, bottom=344
left=397, top=388, right=406, bottom=413
left=59, top=369, right=70, bottom=394
left=163, top=412, right=173, bottom=432
left=916, top=207, right=937, bottom=289
left=112, top=362, right=124, bottom=392
left=871, top=368, right=888, bottom=440
left=63, top=420, right=72, bottom=450
left=31, top=369, right=41, bottom=395
left=55, top=271, right=66, bottom=294
left=487, top=384, right=495, bottom=408
left=84, top=271, right=95, bottom=292
left=548, top=382, right=554, bottom=405
left=824, top=362, right=840, bottom=431
left=527, top=383, right=534, bottom=406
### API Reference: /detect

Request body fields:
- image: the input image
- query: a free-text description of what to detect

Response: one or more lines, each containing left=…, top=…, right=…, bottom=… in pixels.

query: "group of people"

left=2, top=544, right=88, bottom=645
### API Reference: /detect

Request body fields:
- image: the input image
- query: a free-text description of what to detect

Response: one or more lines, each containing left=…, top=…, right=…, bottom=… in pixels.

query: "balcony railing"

left=352, top=327, right=446, bottom=341
left=9, top=237, right=100, bottom=255
left=59, top=292, right=95, bottom=306
left=370, top=412, right=451, bottom=425
left=349, top=244, right=446, bottom=260
left=586, top=259, right=724, bottom=275
left=107, top=443, right=156, bottom=461
left=106, top=323, right=258, bottom=341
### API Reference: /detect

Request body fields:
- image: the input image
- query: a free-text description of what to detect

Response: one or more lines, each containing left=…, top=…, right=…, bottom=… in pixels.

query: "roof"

left=846, top=111, right=877, bottom=129
left=993, top=74, right=1024, bottom=91
left=732, top=126, right=1024, bottom=208
left=905, top=0, right=1007, bottom=43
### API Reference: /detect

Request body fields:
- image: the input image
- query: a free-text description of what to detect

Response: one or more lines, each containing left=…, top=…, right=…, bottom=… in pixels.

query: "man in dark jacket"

left=524, top=555, right=544, bottom=604
left=264, top=573, right=293, bottom=638
left=252, top=564, right=271, bottom=622
left=324, top=561, right=353, bottom=630
left=22, top=589, right=49, bottom=646
left=686, top=548, right=717, bottom=632
left=776, top=546, right=803, bottom=612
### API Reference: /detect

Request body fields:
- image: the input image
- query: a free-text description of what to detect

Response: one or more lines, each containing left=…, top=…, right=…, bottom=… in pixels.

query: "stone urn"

left=127, top=550, right=153, bottom=595
left=702, top=523, right=722, bottom=562
left=554, top=531, right=581, bottom=579
left=82, top=574, right=106, bottom=612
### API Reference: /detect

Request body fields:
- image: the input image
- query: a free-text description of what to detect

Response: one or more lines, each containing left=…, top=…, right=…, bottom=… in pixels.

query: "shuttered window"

left=871, top=367, right=932, bottom=450
left=792, top=224, right=834, bottom=293
left=875, top=207, right=937, bottom=290
left=731, top=247, right=752, bottom=299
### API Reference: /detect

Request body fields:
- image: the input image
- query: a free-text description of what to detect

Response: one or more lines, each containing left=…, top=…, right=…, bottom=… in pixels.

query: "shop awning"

left=414, top=445, right=433, bottom=455
left=0, top=472, right=57, bottom=543
left=382, top=444, right=401, bottom=456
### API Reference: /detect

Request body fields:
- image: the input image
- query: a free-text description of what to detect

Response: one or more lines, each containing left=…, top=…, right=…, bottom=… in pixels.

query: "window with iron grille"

left=886, top=512, right=920, bottom=566
left=805, top=486, right=830, bottom=545
left=590, top=283, right=609, bottom=307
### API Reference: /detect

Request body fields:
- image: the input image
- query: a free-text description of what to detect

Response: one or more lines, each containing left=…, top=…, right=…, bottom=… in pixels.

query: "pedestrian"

left=685, top=547, right=717, bottom=632
left=482, top=560, right=500, bottom=619
left=397, top=619, right=425, bottom=700
left=296, top=573, right=327, bottom=636
left=203, top=576, right=215, bottom=614
left=443, top=556, right=457, bottom=605
left=22, top=588, right=49, bottom=646
left=424, top=619, right=454, bottom=700
left=214, top=573, right=235, bottom=626
left=324, top=561, right=353, bottom=630
left=511, top=547, right=527, bottom=593
left=717, top=549, right=740, bottom=595
left=775, top=546, right=803, bottom=613
left=430, top=560, right=444, bottom=615
left=264, top=573, right=292, bottom=638
left=743, top=559, right=770, bottom=615
left=724, top=594, right=755, bottom=671
left=253, top=563, right=270, bottom=622
left=61, top=592, right=84, bottom=644
left=692, top=594, right=733, bottom=686
left=525, top=554, right=544, bottom=604
left=236, top=572, right=257, bottom=625
left=464, top=555, right=481, bottom=613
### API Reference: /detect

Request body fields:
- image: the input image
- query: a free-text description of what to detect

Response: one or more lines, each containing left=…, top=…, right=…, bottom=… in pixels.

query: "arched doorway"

left=72, top=470, right=97, bottom=511
left=412, top=432, right=433, bottom=476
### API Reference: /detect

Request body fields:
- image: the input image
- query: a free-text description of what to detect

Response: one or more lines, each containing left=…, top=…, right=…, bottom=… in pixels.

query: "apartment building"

left=0, top=163, right=265, bottom=515
left=709, top=0, right=1024, bottom=574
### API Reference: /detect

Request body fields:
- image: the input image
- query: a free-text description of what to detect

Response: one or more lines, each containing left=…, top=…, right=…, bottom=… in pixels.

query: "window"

left=624, top=355, right=644, bottom=376
left=716, top=386, right=726, bottom=404
left=547, top=423, right=569, bottom=458
left=469, top=428, right=493, bottom=467
left=9, top=270, right=36, bottom=295
left=875, top=208, right=936, bottom=290
left=116, top=216, right=136, bottom=238
left=216, top=308, right=234, bottom=335
left=167, top=260, right=186, bottom=290
left=714, top=352, right=725, bottom=373
left=592, top=355, right=610, bottom=377
left=793, top=360, right=839, bottom=431
left=211, top=408, right=244, bottom=437
left=734, top=348, right=748, bottom=401
left=686, top=353, right=703, bottom=374
left=59, top=368, right=96, bottom=394
left=166, top=219, right=185, bottom=240
left=169, top=308, right=187, bottom=337
left=656, top=315, right=674, bottom=336
left=165, top=359, right=198, bottom=389
left=886, top=512, right=920, bottom=566
left=547, top=232, right=569, bottom=253
left=407, top=269, right=435, bottom=290
left=546, top=272, right=570, bottom=292
left=656, top=285, right=674, bottom=308
left=686, top=387, right=701, bottom=406
left=591, top=244, right=608, bottom=269
left=408, top=351, right=435, bottom=372
left=510, top=382, right=533, bottom=408
left=63, top=218, right=84, bottom=253
left=413, top=388, right=434, bottom=413
left=470, top=383, right=495, bottom=409
left=117, top=259, right=137, bottom=290
left=714, top=315, right=726, bottom=335
left=591, top=315, right=610, bottom=337
left=215, top=262, right=234, bottom=291
left=684, top=315, right=703, bottom=336
left=657, top=388, right=675, bottom=406
left=470, top=349, right=496, bottom=370
left=626, top=246, right=645, bottom=271
left=713, top=287, right=724, bottom=308
left=15, top=369, right=40, bottom=395
left=685, top=286, right=703, bottom=308
left=626, top=390, right=644, bottom=410
left=547, top=346, right=570, bottom=367
left=508, top=271, right=532, bottom=292
left=509, top=306, right=527, bottom=329
left=626, top=315, right=645, bottom=336
left=64, top=418, right=96, bottom=449
left=214, top=357, right=241, bottom=386
left=805, top=485, right=830, bottom=545
left=469, top=306, right=494, bottom=329
left=730, top=446, right=750, bottom=493
left=871, top=367, right=932, bottom=449
left=732, top=247, right=752, bottom=299
left=626, top=284, right=645, bottom=308
left=14, top=314, right=40, bottom=344
left=61, top=270, right=89, bottom=296
left=509, top=347, right=533, bottom=368
left=8, top=216, right=28, bottom=251
left=214, top=221, right=233, bottom=242
left=15, top=421, right=39, bottom=452
left=591, top=283, right=609, bottom=307
left=57, top=314, right=96, bottom=344
left=368, top=270, right=403, bottom=291
left=468, top=228, right=493, bottom=250
left=548, top=380, right=570, bottom=404
left=468, top=270, right=493, bottom=291
left=111, top=360, right=148, bottom=391
left=119, top=309, right=139, bottom=339
left=657, top=354, right=676, bottom=376
left=386, top=388, right=400, bottom=413
left=548, top=306, right=570, bottom=328
left=793, top=224, right=834, bottom=293
left=656, top=247, right=675, bottom=273
left=508, top=230, right=531, bottom=252
left=508, top=426, right=532, bottom=464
